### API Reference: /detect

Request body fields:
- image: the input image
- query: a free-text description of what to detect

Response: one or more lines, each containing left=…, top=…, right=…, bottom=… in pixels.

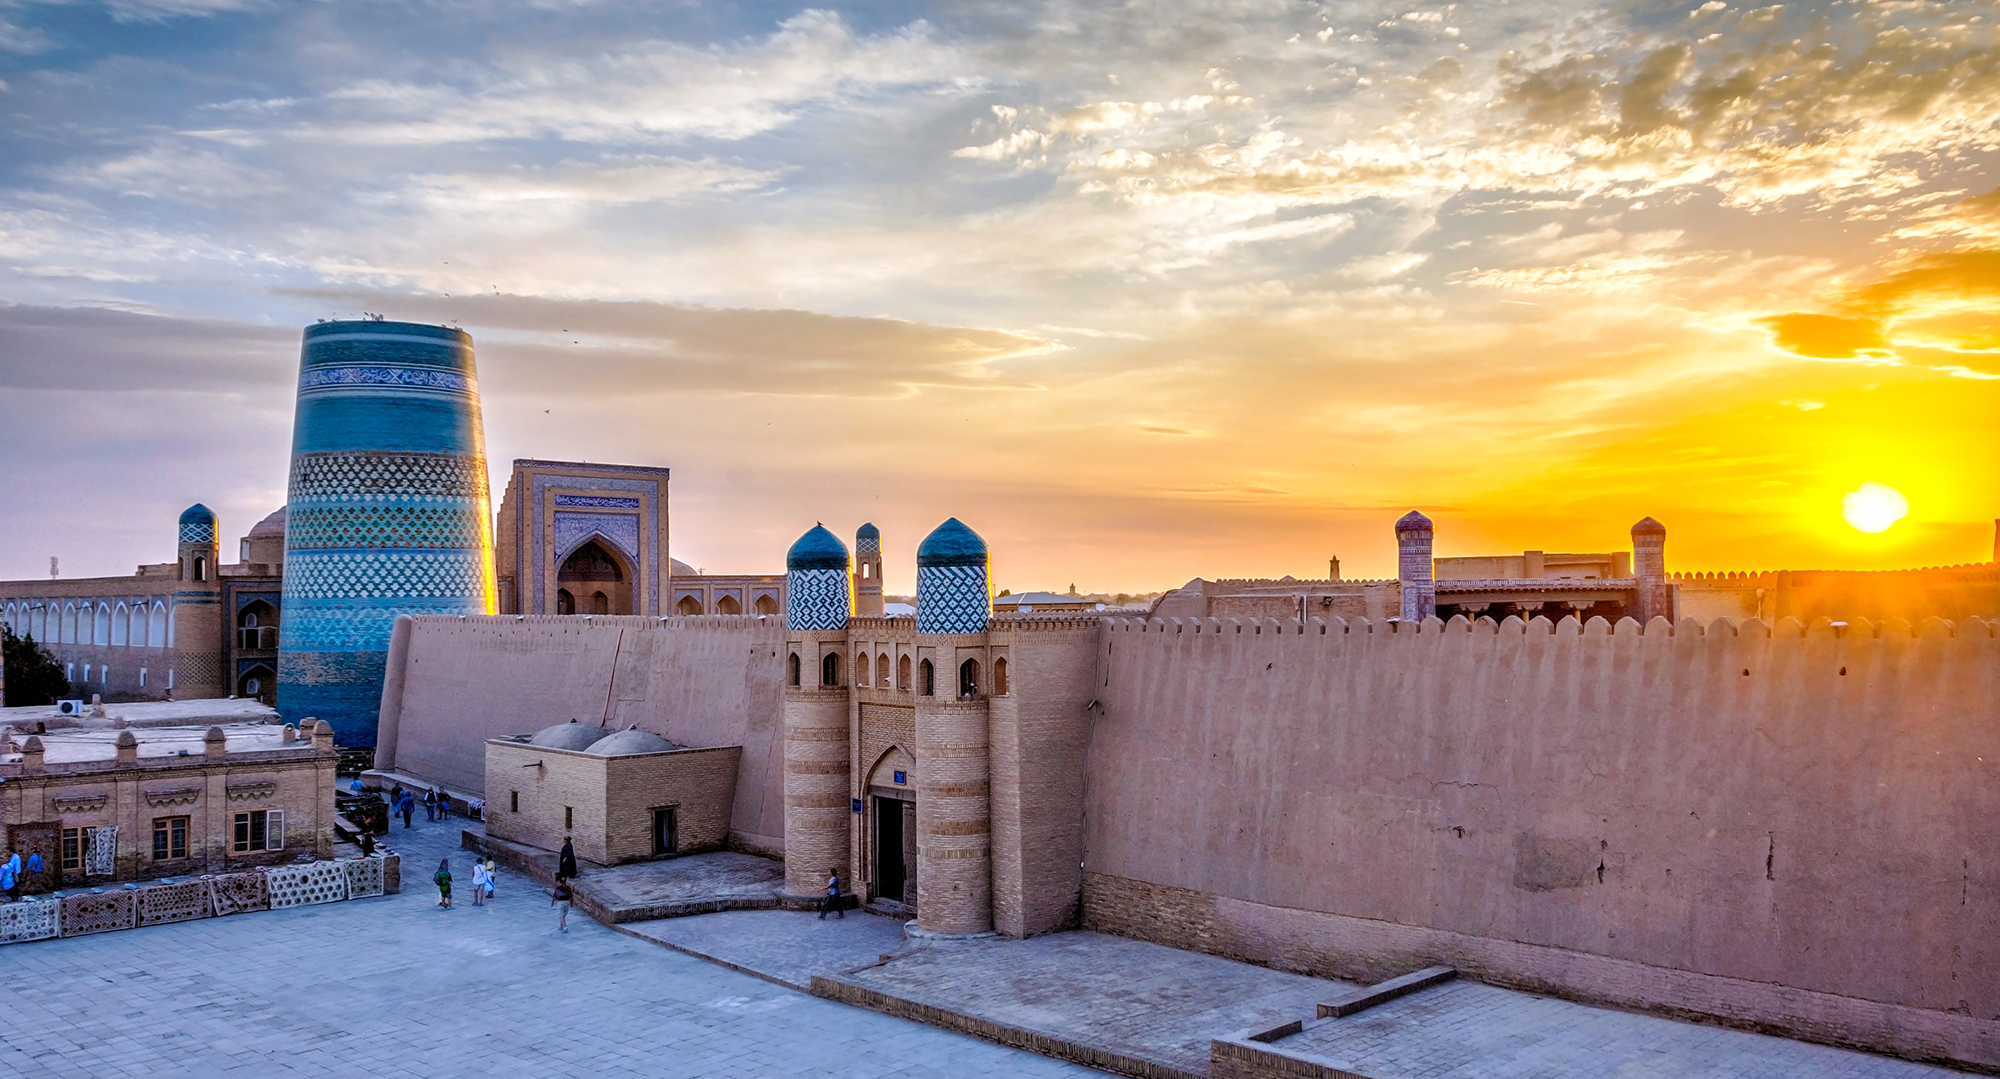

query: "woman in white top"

left=470, top=860, right=490, bottom=906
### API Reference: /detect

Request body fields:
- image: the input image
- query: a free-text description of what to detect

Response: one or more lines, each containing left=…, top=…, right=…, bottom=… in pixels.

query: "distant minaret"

left=1396, top=511, right=1434, bottom=622
left=1631, top=517, right=1670, bottom=623
left=855, top=523, right=884, bottom=617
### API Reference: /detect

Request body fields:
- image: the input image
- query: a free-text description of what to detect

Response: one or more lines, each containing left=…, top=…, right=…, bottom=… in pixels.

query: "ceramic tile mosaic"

left=786, top=567, right=851, bottom=632
left=917, top=564, right=990, bottom=634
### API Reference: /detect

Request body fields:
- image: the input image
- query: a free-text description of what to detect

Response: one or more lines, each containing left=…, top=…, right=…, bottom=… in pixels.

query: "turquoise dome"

left=179, top=504, right=216, bottom=527
left=787, top=524, right=850, bottom=571
left=917, top=518, right=987, bottom=568
left=855, top=523, right=879, bottom=542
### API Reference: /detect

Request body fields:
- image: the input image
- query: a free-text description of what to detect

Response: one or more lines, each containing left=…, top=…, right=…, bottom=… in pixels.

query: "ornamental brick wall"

left=987, top=616, right=1099, bottom=938
left=378, top=614, right=786, bottom=853
left=1081, top=612, right=2000, bottom=1069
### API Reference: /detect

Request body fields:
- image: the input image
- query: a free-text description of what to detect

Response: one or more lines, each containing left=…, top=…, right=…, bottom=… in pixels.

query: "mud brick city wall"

left=379, top=614, right=788, bottom=854
left=1081, top=613, right=2000, bottom=1069
left=987, top=617, right=1100, bottom=938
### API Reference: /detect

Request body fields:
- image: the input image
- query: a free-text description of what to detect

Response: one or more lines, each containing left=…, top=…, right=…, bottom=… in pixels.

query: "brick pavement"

left=0, top=812, right=1104, bottom=1079
left=1253, top=979, right=1963, bottom=1079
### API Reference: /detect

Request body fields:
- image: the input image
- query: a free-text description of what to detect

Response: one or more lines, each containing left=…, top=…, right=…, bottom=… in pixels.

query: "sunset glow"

left=0, top=1, right=1995, bottom=590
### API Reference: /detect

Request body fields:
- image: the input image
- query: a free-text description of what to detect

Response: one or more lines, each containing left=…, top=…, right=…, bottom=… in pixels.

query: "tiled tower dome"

left=785, top=523, right=850, bottom=631
left=916, top=517, right=989, bottom=634
left=178, top=503, right=218, bottom=544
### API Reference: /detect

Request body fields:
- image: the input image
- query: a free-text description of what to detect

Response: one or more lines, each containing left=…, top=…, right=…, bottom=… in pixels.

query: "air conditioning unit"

left=55, top=699, right=85, bottom=716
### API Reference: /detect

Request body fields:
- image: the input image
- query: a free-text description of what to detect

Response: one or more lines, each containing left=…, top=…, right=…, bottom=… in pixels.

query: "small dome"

left=916, top=518, right=987, bottom=568
left=855, top=523, right=879, bottom=541
left=1395, top=510, right=1432, bottom=534
left=583, top=726, right=680, bottom=756
left=669, top=557, right=697, bottom=577
left=180, top=503, right=217, bottom=527
left=787, top=524, right=850, bottom=571
left=179, top=504, right=218, bottom=542
left=528, top=721, right=611, bottom=751
left=1630, top=516, right=1666, bottom=536
left=248, top=507, right=288, bottom=537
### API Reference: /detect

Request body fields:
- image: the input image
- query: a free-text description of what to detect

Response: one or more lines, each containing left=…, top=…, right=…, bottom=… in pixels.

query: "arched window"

left=717, top=595, right=741, bottom=615
left=557, top=589, right=577, bottom=615
left=193, top=556, right=206, bottom=582
left=993, top=657, right=1008, bottom=695
left=877, top=653, right=890, bottom=686
left=920, top=658, right=934, bottom=697
left=591, top=591, right=610, bottom=615
left=94, top=604, right=110, bottom=646
left=238, top=600, right=279, bottom=650
left=754, top=594, right=779, bottom=616
left=788, top=652, right=801, bottom=686
left=821, top=651, right=840, bottom=687
left=959, top=658, right=980, bottom=698
left=898, top=654, right=911, bottom=690
left=861, top=563, right=871, bottom=579
left=148, top=603, right=167, bottom=647
left=62, top=603, right=78, bottom=645
left=111, top=604, right=129, bottom=647
left=856, top=653, right=872, bottom=686
left=677, top=595, right=703, bottom=616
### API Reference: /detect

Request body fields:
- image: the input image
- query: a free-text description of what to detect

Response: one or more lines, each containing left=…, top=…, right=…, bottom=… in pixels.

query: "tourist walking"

left=423, top=789, right=437, bottom=822
left=482, top=859, right=497, bottom=900
left=0, top=852, right=19, bottom=902
left=551, top=879, right=572, bottom=932
left=557, top=837, right=578, bottom=882
left=24, top=849, right=43, bottom=894
left=819, top=868, right=842, bottom=920
left=399, top=792, right=415, bottom=829
left=435, top=789, right=450, bottom=821
left=470, top=860, right=489, bottom=906
left=435, top=858, right=453, bottom=908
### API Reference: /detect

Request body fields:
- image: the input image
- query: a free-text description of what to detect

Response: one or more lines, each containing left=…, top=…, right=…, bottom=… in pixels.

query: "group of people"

left=0, top=849, right=45, bottom=901
left=429, top=836, right=580, bottom=933
left=387, top=785, right=453, bottom=829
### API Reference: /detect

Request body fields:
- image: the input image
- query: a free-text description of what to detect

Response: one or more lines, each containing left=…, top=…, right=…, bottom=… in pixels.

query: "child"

left=551, top=880, right=572, bottom=932
left=434, top=858, right=452, bottom=908
left=482, top=859, right=497, bottom=900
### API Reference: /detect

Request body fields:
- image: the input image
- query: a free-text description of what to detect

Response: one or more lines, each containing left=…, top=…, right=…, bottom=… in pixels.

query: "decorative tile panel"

left=554, top=511, right=641, bottom=561
left=917, top=564, right=990, bottom=634
left=787, top=567, right=850, bottom=631
left=553, top=494, right=641, bottom=509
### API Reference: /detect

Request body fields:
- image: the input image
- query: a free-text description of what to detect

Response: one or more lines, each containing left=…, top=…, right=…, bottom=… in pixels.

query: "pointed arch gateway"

left=865, top=745, right=917, bottom=906
left=556, top=535, right=636, bottom=615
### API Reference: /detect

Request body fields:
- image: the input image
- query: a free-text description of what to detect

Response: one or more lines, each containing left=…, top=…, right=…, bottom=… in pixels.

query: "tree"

left=2, top=625, right=71, bottom=706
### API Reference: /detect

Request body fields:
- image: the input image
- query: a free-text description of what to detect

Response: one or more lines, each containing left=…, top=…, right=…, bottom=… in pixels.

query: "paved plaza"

left=0, top=814, right=1103, bottom=1079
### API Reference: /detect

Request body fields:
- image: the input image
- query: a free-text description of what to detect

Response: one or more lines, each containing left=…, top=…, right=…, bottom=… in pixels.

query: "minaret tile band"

left=278, top=321, right=497, bottom=748
left=916, top=517, right=989, bottom=635
left=785, top=524, right=851, bottom=632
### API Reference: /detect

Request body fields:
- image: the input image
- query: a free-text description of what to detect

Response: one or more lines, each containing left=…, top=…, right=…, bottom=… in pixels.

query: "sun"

left=1841, top=482, right=1909, bottom=534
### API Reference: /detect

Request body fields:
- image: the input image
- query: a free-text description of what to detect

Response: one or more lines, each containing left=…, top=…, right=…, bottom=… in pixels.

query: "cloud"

left=0, top=303, right=293, bottom=390
left=279, top=290, right=1056, bottom=398
left=1756, top=313, right=1888, bottom=360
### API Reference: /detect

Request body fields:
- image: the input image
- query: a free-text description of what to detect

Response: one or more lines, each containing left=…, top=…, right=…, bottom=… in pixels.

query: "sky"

left=0, top=0, right=1996, bottom=594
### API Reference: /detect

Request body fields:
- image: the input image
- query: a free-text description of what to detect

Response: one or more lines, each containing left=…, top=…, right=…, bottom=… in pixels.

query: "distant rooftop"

left=0, top=697, right=278, bottom=730
left=2, top=722, right=313, bottom=766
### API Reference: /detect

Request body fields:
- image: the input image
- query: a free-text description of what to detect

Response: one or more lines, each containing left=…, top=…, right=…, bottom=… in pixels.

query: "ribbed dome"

left=248, top=507, right=288, bottom=537
left=1395, top=510, right=1432, bottom=533
left=528, top=721, right=611, bottom=751
left=179, top=504, right=217, bottom=527
left=916, top=518, right=987, bottom=568
left=583, top=726, right=680, bottom=756
left=787, top=524, right=850, bottom=571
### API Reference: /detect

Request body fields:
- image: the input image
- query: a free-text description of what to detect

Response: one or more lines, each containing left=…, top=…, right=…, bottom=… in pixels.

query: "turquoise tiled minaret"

left=277, top=320, right=497, bottom=747
left=916, top=518, right=988, bottom=634
left=785, top=524, right=851, bottom=632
